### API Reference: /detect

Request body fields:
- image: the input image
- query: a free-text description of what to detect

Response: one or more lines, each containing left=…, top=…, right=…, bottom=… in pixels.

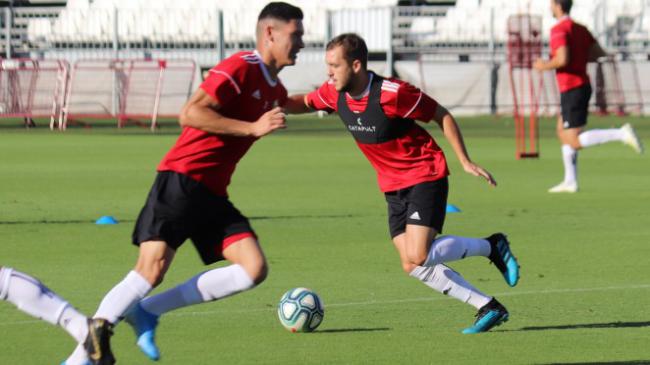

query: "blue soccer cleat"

left=462, top=298, right=509, bottom=334
left=486, top=233, right=520, bottom=287
left=124, top=303, right=161, bottom=361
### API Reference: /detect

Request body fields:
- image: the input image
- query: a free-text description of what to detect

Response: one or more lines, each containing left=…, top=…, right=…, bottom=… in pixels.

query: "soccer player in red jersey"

left=62, top=3, right=305, bottom=365
left=534, top=0, right=643, bottom=193
left=285, top=33, right=519, bottom=334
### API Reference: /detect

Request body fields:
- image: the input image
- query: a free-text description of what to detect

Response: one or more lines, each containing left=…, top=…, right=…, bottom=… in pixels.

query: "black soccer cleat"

left=486, top=233, right=520, bottom=287
left=462, top=298, right=509, bottom=334
left=84, top=318, right=116, bottom=365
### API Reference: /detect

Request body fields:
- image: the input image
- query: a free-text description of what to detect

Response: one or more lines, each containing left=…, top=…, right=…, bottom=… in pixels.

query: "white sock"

left=141, top=264, right=254, bottom=316
left=0, top=267, right=88, bottom=342
left=423, top=235, right=491, bottom=267
left=64, top=344, right=89, bottom=365
left=578, top=129, right=625, bottom=147
left=94, top=270, right=152, bottom=324
left=561, top=144, right=578, bottom=185
left=410, top=265, right=492, bottom=309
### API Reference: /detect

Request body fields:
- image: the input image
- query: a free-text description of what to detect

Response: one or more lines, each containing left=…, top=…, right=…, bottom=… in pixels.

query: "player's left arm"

left=533, top=46, right=569, bottom=71
left=433, top=106, right=497, bottom=186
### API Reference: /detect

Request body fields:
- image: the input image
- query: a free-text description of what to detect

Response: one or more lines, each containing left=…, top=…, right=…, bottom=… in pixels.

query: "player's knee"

left=241, top=260, right=268, bottom=285
left=400, top=261, right=417, bottom=274
left=405, top=250, right=427, bottom=267
left=134, top=263, right=166, bottom=287
left=569, top=140, right=582, bottom=149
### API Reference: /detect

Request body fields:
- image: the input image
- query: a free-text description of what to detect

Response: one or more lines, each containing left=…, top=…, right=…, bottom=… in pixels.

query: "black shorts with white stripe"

left=384, top=178, right=448, bottom=238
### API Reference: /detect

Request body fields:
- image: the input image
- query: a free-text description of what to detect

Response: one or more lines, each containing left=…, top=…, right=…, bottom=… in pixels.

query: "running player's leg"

left=397, top=179, right=517, bottom=282
left=127, top=236, right=262, bottom=360
left=579, top=124, right=643, bottom=153
left=387, top=180, right=513, bottom=333
left=575, top=84, right=643, bottom=153
left=126, top=197, right=260, bottom=361
left=136, top=236, right=263, bottom=318
left=393, top=233, right=508, bottom=333
left=550, top=114, right=581, bottom=193
left=393, top=232, right=492, bottom=310
left=80, top=242, right=173, bottom=365
left=0, top=266, right=90, bottom=344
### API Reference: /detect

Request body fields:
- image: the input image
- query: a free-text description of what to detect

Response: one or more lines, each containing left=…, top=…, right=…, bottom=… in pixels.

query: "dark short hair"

left=326, top=33, right=368, bottom=70
left=258, top=2, right=303, bottom=22
left=553, top=0, right=572, bottom=13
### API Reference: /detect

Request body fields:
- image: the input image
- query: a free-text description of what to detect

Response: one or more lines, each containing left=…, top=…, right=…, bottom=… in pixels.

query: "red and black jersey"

left=306, top=72, right=448, bottom=193
left=550, top=17, right=595, bottom=93
left=158, top=51, right=288, bottom=196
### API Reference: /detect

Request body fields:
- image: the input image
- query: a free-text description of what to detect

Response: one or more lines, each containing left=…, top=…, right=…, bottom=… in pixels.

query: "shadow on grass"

left=0, top=219, right=135, bottom=225
left=537, top=361, right=650, bottom=365
left=312, top=327, right=391, bottom=334
left=0, top=214, right=366, bottom=225
left=503, top=321, right=650, bottom=332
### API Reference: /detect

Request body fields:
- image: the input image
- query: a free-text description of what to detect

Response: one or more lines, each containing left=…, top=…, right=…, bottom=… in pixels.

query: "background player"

left=284, top=33, right=519, bottom=334
left=0, top=266, right=92, bottom=365
left=62, top=3, right=305, bottom=364
left=534, top=0, right=644, bottom=193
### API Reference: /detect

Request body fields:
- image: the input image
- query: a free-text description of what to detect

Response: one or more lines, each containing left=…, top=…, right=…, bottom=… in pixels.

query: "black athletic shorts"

left=132, top=171, right=256, bottom=265
left=560, top=83, right=592, bottom=129
left=384, top=178, right=449, bottom=238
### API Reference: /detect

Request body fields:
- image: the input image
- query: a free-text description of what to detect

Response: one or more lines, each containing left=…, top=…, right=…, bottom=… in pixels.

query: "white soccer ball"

left=277, top=287, right=324, bottom=333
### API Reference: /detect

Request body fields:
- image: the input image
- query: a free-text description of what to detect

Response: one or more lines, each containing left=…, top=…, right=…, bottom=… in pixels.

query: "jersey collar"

left=346, top=72, right=374, bottom=101
left=253, top=50, right=278, bottom=87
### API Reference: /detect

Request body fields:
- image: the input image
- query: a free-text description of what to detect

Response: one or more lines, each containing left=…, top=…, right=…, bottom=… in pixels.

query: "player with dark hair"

left=534, top=0, right=643, bottom=193
left=284, top=33, right=519, bottom=334
left=62, top=2, right=304, bottom=364
left=0, top=266, right=93, bottom=365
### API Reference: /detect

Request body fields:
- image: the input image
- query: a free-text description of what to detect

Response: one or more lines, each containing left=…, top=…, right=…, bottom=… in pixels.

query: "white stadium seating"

left=32, top=0, right=397, bottom=44
left=27, top=0, right=648, bottom=46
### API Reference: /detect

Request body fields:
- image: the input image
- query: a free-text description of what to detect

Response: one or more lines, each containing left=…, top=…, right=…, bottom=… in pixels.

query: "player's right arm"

left=179, top=86, right=286, bottom=138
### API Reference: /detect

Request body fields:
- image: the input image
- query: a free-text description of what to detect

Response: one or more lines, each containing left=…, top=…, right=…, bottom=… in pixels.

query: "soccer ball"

left=277, top=287, right=324, bottom=333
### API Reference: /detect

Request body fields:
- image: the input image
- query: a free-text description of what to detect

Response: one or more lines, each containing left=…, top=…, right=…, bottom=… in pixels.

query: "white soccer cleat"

left=548, top=181, right=578, bottom=193
left=621, top=123, right=644, bottom=154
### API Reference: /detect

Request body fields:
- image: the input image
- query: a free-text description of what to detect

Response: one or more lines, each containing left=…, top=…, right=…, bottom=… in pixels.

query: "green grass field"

left=1, top=115, right=649, bottom=364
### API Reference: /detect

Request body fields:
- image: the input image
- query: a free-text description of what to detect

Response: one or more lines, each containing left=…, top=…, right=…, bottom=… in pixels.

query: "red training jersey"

left=550, top=17, right=595, bottom=92
left=158, top=51, right=288, bottom=196
left=306, top=73, right=449, bottom=193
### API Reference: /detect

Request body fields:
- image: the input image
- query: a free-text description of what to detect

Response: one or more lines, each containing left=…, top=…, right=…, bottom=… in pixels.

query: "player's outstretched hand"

left=462, top=161, right=497, bottom=187
left=251, top=107, right=286, bottom=137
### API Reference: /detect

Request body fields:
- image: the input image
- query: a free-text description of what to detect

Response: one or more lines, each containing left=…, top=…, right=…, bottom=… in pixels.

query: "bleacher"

left=17, top=0, right=650, bottom=45
left=25, top=0, right=398, bottom=45
left=408, top=0, right=646, bottom=45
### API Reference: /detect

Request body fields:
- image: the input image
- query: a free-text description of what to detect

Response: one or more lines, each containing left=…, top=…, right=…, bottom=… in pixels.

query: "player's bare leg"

left=79, top=241, right=173, bottom=365
left=125, top=236, right=264, bottom=361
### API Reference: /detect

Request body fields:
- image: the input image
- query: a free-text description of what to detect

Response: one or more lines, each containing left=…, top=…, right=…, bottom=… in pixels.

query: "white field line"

left=2, top=284, right=650, bottom=326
